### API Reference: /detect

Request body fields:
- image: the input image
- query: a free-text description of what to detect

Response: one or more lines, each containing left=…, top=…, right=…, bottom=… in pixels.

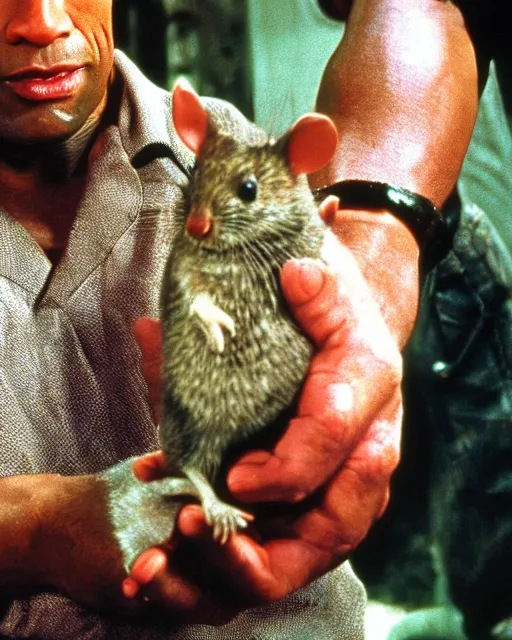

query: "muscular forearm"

left=312, top=0, right=479, bottom=346
left=314, top=0, right=478, bottom=203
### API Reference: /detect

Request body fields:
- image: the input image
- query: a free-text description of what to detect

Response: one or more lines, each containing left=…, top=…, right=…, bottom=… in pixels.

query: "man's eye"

left=237, top=178, right=258, bottom=202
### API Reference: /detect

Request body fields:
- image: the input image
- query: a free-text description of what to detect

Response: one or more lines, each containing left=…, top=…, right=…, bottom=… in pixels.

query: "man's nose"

left=5, top=0, right=73, bottom=47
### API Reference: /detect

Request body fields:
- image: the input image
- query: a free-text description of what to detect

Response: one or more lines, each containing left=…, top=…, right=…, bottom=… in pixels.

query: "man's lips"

left=3, top=66, right=86, bottom=102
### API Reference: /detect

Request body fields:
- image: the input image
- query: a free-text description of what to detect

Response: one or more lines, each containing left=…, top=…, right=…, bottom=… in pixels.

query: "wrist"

left=37, top=473, right=128, bottom=603
left=0, top=473, right=128, bottom=606
left=330, top=208, right=420, bottom=349
left=0, top=473, right=67, bottom=587
left=316, top=180, right=451, bottom=272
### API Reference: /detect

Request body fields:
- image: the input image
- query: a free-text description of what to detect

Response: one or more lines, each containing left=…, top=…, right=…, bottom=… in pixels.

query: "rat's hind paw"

left=203, top=498, right=253, bottom=545
left=184, top=467, right=252, bottom=543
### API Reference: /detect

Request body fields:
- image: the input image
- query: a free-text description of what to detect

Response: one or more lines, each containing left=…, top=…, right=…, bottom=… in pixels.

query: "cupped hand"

left=128, top=234, right=402, bottom=605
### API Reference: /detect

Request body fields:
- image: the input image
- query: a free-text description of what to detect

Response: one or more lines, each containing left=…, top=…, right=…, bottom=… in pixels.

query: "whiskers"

left=230, top=240, right=278, bottom=310
left=227, top=230, right=297, bottom=312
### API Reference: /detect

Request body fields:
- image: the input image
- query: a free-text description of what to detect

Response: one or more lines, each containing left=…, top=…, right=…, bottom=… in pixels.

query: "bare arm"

left=0, top=473, right=130, bottom=607
left=313, top=0, right=480, bottom=345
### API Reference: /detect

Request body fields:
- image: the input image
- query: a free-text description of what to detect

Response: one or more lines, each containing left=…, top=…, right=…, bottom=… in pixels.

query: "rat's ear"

left=284, top=114, right=338, bottom=176
left=172, top=78, right=209, bottom=154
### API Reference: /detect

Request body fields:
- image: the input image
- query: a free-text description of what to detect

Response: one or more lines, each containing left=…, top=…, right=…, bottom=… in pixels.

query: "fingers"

left=128, top=551, right=204, bottom=612
left=295, top=390, right=402, bottom=552
left=123, top=461, right=396, bottom=610
left=125, top=506, right=311, bottom=604
left=122, top=548, right=168, bottom=597
left=131, top=451, right=168, bottom=482
left=123, top=543, right=213, bottom=615
left=281, top=236, right=397, bottom=356
left=179, top=505, right=360, bottom=603
left=123, top=509, right=262, bottom=618
left=133, top=317, right=163, bottom=425
left=232, top=399, right=402, bottom=600
left=177, top=506, right=322, bottom=603
left=228, top=255, right=402, bottom=503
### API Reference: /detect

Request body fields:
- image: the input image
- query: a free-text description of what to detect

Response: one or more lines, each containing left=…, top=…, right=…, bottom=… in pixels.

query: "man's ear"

left=283, top=113, right=338, bottom=176
left=172, top=78, right=209, bottom=154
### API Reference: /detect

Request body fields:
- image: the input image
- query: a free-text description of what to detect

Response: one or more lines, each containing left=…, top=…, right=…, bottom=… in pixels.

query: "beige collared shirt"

left=0, top=51, right=365, bottom=639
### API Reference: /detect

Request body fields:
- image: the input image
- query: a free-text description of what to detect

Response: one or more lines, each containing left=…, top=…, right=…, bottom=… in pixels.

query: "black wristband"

left=314, top=180, right=452, bottom=271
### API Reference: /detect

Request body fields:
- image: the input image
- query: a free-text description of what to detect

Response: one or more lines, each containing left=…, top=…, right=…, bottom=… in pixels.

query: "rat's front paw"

left=190, top=293, right=236, bottom=353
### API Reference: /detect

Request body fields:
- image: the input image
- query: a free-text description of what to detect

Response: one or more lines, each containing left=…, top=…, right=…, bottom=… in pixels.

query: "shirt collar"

left=113, top=50, right=194, bottom=174
left=0, top=52, right=192, bottom=301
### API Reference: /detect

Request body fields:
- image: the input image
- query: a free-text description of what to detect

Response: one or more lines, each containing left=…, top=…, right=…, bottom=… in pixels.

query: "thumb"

left=280, top=258, right=350, bottom=349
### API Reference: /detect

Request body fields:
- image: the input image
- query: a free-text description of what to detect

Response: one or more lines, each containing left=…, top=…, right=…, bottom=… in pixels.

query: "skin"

left=0, top=0, right=114, bottom=260
left=0, top=0, right=113, bottom=144
left=0, top=0, right=479, bottom=625
left=314, top=0, right=479, bottom=341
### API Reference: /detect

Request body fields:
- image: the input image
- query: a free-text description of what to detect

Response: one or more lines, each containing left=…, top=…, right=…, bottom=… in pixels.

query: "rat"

left=158, top=80, right=340, bottom=544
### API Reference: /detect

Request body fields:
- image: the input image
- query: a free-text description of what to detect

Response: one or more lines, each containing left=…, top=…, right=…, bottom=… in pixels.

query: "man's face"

left=0, top=0, right=114, bottom=144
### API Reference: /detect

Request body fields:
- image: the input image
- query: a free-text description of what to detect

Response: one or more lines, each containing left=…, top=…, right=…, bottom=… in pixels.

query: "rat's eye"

left=237, top=178, right=258, bottom=202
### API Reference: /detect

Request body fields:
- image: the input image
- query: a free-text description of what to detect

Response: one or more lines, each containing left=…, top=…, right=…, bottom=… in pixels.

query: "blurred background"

left=113, top=0, right=252, bottom=117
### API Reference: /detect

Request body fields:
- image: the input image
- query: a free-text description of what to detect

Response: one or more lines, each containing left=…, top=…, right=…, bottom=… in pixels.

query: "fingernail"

left=122, top=577, right=140, bottom=598
left=298, top=261, right=324, bottom=299
left=131, top=550, right=166, bottom=584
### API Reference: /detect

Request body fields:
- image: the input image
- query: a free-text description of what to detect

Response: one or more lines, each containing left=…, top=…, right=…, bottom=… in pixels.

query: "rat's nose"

left=186, top=209, right=213, bottom=238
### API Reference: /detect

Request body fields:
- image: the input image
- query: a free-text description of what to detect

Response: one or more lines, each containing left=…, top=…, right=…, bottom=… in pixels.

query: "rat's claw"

left=202, top=499, right=252, bottom=544
left=318, top=194, right=340, bottom=225
left=190, top=293, right=236, bottom=353
left=184, top=468, right=252, bottom=543
left=220, top=312, right=236, bottom=339
left=211, top=324, right=225, bottom=353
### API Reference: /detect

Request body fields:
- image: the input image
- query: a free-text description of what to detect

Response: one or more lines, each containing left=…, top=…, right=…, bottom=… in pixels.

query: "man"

left=0, top=0, right=402, bottom=638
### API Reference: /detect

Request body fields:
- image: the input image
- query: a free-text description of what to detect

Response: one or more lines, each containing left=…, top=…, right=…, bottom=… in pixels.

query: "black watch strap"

left=314, top=180, right=452, bottom=271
